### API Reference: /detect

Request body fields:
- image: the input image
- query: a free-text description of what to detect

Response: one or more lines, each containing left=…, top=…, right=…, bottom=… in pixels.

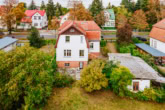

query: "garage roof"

left=0, top=37, right=18, bottom=50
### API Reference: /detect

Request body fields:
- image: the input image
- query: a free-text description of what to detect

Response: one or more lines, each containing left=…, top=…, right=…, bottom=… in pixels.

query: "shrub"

left=0, top=46, right=55, bottom=110
left=54, top=73, right=74, bottom=87
left=79, top=59, right=108, bottom=92
left=117, top=44, right=136, bottom=53
left=101, top=47, right=109, bottom=57
left=28, top=27, right=44, bottom=48
left=100, top=40, right=107, bottom=47
left=132, top=37, right=142, bottom=43
left=110, top=66, right=134, bottom=97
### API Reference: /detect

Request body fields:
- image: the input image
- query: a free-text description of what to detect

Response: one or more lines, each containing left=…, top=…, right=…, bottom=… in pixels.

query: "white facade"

left=60, top=13, right=70, bottom=26
left=56, top=35, right=88, bottom=62
left=89, top=41, right=100, bottom=53
left=103, top=10, right=115, bottom=28
left=1, top=42, right=17, bottom=52
left=128, top=79, right=150, bottom=92
left=150, top=38, right=165, bottom=53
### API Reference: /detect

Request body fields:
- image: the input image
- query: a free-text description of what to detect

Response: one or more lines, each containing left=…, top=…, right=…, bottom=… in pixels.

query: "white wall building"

left=59, top=13, right=70, bottom=26
left=0, top=37, right=18, bottom=52
left=19, top=10, right=48, bottom=30
left=55, top=21, right=101, bottom=69
left=108, top=53, right=165, bottom=92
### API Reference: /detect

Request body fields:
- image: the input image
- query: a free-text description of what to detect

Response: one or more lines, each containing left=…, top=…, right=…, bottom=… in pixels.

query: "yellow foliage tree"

left=79, top=59, right=108, bottom=92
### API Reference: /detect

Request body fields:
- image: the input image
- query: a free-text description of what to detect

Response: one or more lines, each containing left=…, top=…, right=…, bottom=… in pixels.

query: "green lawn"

left=44, top=83, right=165, bottom=110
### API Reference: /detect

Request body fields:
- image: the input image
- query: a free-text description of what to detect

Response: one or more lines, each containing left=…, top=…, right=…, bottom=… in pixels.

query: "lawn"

left=44, top=83, right=165, bottom=110
left=40, top=44, right=55, bottom=56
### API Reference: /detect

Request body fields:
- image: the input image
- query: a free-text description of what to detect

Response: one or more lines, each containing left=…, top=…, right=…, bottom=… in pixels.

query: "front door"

left=133, top=82, right=139, bottom=91
left=79, top=62, right=83, bottom=69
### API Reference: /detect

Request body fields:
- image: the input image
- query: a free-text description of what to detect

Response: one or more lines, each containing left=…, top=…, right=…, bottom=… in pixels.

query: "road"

left=102, top=35, right=148, bottom=39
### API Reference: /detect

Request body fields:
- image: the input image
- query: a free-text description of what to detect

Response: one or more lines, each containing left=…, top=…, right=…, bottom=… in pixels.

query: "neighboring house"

left=149, top=19, right=165, bottom=53
left=0, top=37, right=18, bottom=52
left=55, top=20, right=101, bottom=69
left=59, top=13, right=70, bottom=26
left=0, top=6, right=5, bottom=30
left=19, top=10, right=48, bottom=30
left=102, top=9, right=115, bottom=30
left=109, top=53, right=165, bottom=92
left=67, top=0, right=82, bottom=9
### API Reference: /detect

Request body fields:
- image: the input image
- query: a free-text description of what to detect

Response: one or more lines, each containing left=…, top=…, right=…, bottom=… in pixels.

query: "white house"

left=19, top=10, right=48, bottom=30
left=149, top=19, right=165, bottom=53
left=109, top=53, right=165, bottom=92
left=59, top=13, right=70, bottom=26
left=102, top=9, right=116, bottom=30
left=0, top=37, right=18, bottom=52
left=67, top=0, right=82, bottom=9
left=55, top=20, right=101, bottom=69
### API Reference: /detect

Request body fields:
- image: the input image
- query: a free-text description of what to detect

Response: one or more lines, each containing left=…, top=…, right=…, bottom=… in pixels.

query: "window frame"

left=65, top=63, right=70, bottom=67
left=79, top=50, right=84, bottom=57
left=64, top=50, right=71, bottom=57
left=65, top=36, right=70, bottom=43
left=133, top=82, right=139, bottom=91
left=90, top=43, right=94, bottom=49
left=80, top=36, right=83, bottom=43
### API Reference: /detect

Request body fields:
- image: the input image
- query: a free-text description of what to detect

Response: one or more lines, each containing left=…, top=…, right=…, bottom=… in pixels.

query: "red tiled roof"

left=25, top=10, right=46, bottom=17
left=149, top=19, right=165, bottom=43
left=55, top=20, right=101, bottom=48
left=21, top=17, right=32, bottom=23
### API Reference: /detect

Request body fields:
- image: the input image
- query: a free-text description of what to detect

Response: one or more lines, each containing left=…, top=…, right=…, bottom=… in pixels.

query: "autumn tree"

left=130, top=10, right=148, bottom=30
left=40, top=0, right=46, bottom=10
left=79, top=59, right=108, bottom=92
left=116, top=14, right=128, bottom=28
left=12, top=2, right=25, bottom=30
left=1, top=0, right=18, bottom=34
left=69, top=3, right=93, bottom=21
left=95, top=11, right=106, bottom=27
left=28, top=0, right=37, bottom=10
left=117, top=23, right=132, bottom=44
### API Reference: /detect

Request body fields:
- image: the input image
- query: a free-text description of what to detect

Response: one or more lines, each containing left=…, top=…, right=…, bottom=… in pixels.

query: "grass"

left=40, top=44, right=55, bottom=56
left=44, top=83, right=165, bottom=110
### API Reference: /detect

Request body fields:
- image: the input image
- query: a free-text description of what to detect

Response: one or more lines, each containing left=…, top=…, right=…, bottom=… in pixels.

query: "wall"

left=60, top=13, right=69, bottom=26
left=127, top=79, right=150, bottom=92
left=150, top=38, right=165, bottom=53
left=2, top=42, right=17, bottom=52
left=89, top=41, right=100, bottom=53
left=56, top=35, right=88, bottom=62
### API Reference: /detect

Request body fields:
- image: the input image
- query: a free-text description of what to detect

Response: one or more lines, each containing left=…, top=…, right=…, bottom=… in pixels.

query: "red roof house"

left=55, top=20, right=101, bottom=68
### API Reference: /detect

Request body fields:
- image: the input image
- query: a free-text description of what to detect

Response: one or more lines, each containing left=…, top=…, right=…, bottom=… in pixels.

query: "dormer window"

left=34, top=16, right=37, bottom=20
left=70, top=29, right=75, bottom=32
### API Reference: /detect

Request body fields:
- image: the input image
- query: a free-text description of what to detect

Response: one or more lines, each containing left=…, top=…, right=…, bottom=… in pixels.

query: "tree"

left=106, top=2, right=112, bottom=9
left=28, top=0, right=37, bottom=10
left=12, top=2, right=26, bottom=30
left=55, top=2, right=63, bottom=18
left=69, top=3, right=93, bottom=21
left=79, top=59, right=108, bottom=92
left=117, top=23, right=132, bottom=44
left=89, top=0, right=104, bottom=17
left=141, top=0, right=149, bottom=12
left=40, top=0, right=46, bottom=10
left=46, top=0, right=55, bottom=19
left=135, top=0, right=141, bottom=10
left=110, top=66, right=134, bottom=97
left=130, top=10, right=148, bottom=30
left=95, top=11, right=106, bottom=27
left=1, top=0, right=18, bottom=34
left=28, top=27, right=44, bottom=48
left=116, top=14, right=128, bottom=28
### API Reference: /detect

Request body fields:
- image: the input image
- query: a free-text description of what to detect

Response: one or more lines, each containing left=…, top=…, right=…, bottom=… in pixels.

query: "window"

left=154, top=41, right=157, bottom=48
left=79, top=50, right=84, bottom=57
left=70, top=29, right=75, bottom=32
left=34, top=16, right=37, bottom=20
left=133, top=82, right=139, bottom=91
left=66, top=36, right=70, bottom=43
left=38, top=16, right=41, bottom=20
left=90, top=43, right=94, bottom=49
left=65, top=63, right=70, bottom=67
left=34, top=23, right=38, bottom=26
left=64, top=50, right=71, bottom=57
left=80, top=36, right=83, bottom=43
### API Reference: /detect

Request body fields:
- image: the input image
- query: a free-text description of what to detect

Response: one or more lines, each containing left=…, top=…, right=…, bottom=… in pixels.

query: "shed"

left=0, top=37, right=18, bottom=52
left=108, top=53, right=165, bottom=92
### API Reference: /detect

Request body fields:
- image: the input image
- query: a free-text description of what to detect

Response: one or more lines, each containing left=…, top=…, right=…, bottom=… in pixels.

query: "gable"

left=61, top=26, right=84, bottom=35
left=33, top=12, right=42, bottom=17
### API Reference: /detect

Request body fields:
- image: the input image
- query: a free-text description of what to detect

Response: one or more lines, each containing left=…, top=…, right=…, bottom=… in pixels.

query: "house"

left=109, top=53, right=165, bottom=92
left=19, top=10, right=48, bottom=30
left=67, top=0, right=82, bottom=9
left=102, top=9, right=115, bottom=30
left=149, top=19, right=165, bottom=53
left=55, top=20, right=101, bottom=69
left=0, top=37, right=18, bottom=52
left=59, top=13, right=70, bottom=26
left=0, top=6, right=5, bottom=29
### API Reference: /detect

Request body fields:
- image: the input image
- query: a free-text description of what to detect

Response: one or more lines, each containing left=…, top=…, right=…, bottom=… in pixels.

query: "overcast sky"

left=0, top=0, right=122, bottom=8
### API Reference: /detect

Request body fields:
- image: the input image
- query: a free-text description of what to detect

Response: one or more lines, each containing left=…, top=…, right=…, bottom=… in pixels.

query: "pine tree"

left=46, top=0, right=55, bottom=19
left=40, top=0, right=46, bottom=10
left=141, top=0, right=149, bottom=12
left=135, top=0, right=141, bottom=10
left=89, top=0, right=104, bottom=17
left=28, top=0, right=37, bottom=10
left=55, top=2, right=63, bottom=17
left=106, top=2, right=112, bottom=9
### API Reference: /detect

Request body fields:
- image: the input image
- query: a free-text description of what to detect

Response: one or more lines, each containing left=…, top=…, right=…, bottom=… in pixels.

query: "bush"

left=101, top=47, right=109, bottom=57
left=117, top=43, right=136, bottom=53
left=43, top=39, right=56, bottom=45
left=54, top=73, right=74, bottom=87
left=28, top=27, right=44, bottom=48
left=132, top=37, right=142, bottom=43
left=100, top=40, right=107, bottom=47
left=79, top=59, right=108, bottom=92
left=110, top=66, right=134, bottom=97
left=0, top=46, right=55, bottom=110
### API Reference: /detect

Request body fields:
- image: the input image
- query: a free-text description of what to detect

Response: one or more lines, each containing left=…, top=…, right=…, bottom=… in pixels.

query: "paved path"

left=107, top=43, right=118, bottom=53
